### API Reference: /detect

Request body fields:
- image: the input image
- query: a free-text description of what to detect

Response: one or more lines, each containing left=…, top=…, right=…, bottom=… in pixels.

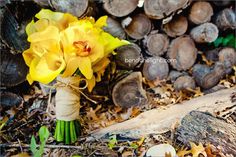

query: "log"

left=0, top=92, right=23, bottom=108
left=103, top=17, right=126, bottom=39
left=50, top=0, right=90, bottom=17
left=168, top=70, right=187, bottom=83
left=188, top=1, right=213, bottom=25
left=143, top=31, right=169, bottom=56
left=162, top=16, right=188, bottom=37
left=175, top=111, right=236, bottom=155
left=115, top=43, right=143, bottom=69
left=192, top=62, right=225, bottom=89
left=213, top=0, right=232, bottom=7
left=205, top=48, right=222, bottom=62
left=0, top=6, right=29, bottom=53
left=219, top=47, right=236, bottom=74
left=0, top=50, right=28, bottom=87
left=144, top=0, right=190, bottom=20
left=89, top=87, right=236, bottom=140
left=190, top=23, right=219, bottom=43
left=112, top=72, right=147, bottom=108
left=167, top=36, right=197, bottom=71
left=215, top=8, right=236, bottom=30
left=173, top=75, right=196, bottom=91
left=33, top=0, right=51, bottom=7
left=142, top=56, right=169, bottom=81
left=103, top=0, right=138, bottom=17
left=122, top=14, right=152, bottom=40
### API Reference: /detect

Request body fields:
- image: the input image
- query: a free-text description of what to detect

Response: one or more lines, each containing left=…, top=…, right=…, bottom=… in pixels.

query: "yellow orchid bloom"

left=23, top=9, right=129, bottom=87
left=60, top=16, right=128, bottom=79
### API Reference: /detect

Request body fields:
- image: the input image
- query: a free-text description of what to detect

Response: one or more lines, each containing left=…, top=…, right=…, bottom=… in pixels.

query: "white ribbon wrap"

left=55, top=76, right=81, bottom=121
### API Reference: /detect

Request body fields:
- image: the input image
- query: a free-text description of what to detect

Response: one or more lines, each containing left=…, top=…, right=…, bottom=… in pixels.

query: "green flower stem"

left=54, top=120, right=80, bottom=144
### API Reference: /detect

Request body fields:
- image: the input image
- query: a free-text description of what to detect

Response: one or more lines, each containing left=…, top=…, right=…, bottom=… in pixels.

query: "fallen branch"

left=89, top=87, right=236, bottom=140
left=0, top=143, right=82, bottom=149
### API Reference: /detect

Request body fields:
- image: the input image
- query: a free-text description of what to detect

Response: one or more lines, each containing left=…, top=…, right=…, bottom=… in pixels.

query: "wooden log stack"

left=1, top=1, right=236, bottom=109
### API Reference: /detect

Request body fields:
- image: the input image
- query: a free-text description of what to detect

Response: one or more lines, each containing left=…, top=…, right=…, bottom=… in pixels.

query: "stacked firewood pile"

left=1, top=0, right=235, bottom=107
left=0, top=0, right=236, bottom=156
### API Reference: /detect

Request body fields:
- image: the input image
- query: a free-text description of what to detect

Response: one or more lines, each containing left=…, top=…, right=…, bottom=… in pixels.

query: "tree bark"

left=144, top=0, right=191, bottom=19
left=103, top=0, right=138, bottom=17
left=175, top=111, right=236, bottom=155
left=188, top=1, right=213, bottom=25
left=122, top=14, right=152, bottom=40
left=167, top=36, right=197, bottom=71
left=89, top=87, right=236, bottom=140
left=190, top=23, right=219, bottom=43
left=163, top=16, right=188, bottom=37
left=143, top=31, right=169, bottom=56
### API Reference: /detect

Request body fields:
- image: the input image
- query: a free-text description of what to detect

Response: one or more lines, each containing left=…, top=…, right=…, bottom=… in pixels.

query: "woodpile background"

left=0, top=0, right=236, bottom=156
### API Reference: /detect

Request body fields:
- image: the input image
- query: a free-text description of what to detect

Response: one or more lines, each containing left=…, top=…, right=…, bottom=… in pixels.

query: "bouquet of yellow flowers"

left=23, top=9, right=128, bottom=144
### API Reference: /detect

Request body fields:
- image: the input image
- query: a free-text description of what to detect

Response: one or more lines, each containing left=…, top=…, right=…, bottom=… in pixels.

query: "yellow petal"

left=62, top=57, right=80, bottom=77
left=28, top=26, right=60, bottom=42
left=87, top=75, right=96, bottom=92
left=23, top=48, right=35, bottom=66
left=100, top=32, right=129, bottom=56
left=35, top=9, right=63, bottom=21
left=26, top=74, right=34, bottom=85
left=93, top=57, right=110, bottom=72
left=78, top=57, right=93, bottom=79
left=29, top=54, right=65, bottom=84
left=89, top=41, right=104, bottom=63
left=26, top=20, right=35, bottom=36
left=95, top=16, right=108, bottom=28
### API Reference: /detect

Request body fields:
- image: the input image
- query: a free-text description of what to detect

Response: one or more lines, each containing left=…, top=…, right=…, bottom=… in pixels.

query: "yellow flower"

left=23, top=9, right=129, bottom=87
left=23, top=26, right=65, bottom=84
left=26, top=9, right=78, bottom=36
left=60, top=16, right=129, bottom=79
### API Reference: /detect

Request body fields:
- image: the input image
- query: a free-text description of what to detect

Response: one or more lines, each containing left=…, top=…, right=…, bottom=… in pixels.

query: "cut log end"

left=103, top=0, right=138, bottom=17
left=103, top=17, right=126, bottom=39
left=144, top=0, right=190, bottom=19
left=167, top=36, right=197, bottom=71
left=189, top=1, right=213, bottom=25
left=50, top=0, right=89, bottom=17
left=143, top=32, right=169, bottom=56
left=142, top=56, right=169, bottom=81
left=173, top=75, right=196, bottom=91
left=115, top=44, right=143, bottom=69
left=192, top=62, right=225, bottom=89
left=112, top=72, right=147, bottom=108
left=123, top=14, right=152, bottom=40
left=190, top=23, right=219, bottom=43
left=163, top=16, right=188, bottom=37
left=215, top=8, right=236, bottom=30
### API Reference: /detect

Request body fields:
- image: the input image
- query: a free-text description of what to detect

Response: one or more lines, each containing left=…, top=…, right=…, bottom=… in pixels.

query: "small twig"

left=17, top=139, right=23, bottom=152
left=0, top=143, right=83, bottom=150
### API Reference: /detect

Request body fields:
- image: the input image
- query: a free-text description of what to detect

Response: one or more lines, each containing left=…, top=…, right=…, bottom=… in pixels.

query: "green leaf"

left=130, top=143, right=139, bottom=149
left=213, top=37, right=223, bottom=47
left=222, top=34, right=234, bottom=46
left=108, top=135, right=117, bottom=149
left=72, top=155, right=82, bottom=157
left=39, top=126, right=49, bottom=144
left=30, top=136, right=37, bottom=154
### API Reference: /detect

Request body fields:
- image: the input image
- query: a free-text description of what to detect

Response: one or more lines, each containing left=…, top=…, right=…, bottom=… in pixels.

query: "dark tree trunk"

left=175, top=111, right=236, bottom=155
